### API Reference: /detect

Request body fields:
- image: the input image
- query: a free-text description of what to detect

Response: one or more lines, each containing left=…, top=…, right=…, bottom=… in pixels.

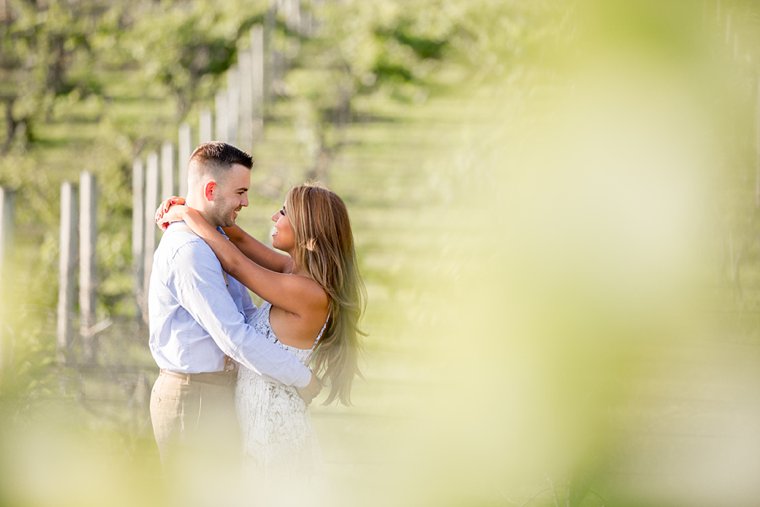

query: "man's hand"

left=296, top=372, right=322, bottom=405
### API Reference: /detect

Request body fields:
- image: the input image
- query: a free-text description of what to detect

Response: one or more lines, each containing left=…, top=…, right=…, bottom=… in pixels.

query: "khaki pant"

left=150, top=370, right=243, bottom=505
left=150, top=369, right=240, bottom=465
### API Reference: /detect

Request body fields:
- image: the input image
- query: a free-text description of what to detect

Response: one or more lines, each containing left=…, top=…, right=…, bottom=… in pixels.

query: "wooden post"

left=289, top=0, right=302, bottom=35
left=227, top=66, right=241, bottom=146
left=303, top=0, right=315, bottom=37
left=0, top=0, right=9, bottom=22
left=178, top=123, right=192, bottom=196
left=57, top=182, right=77, bottom=364
left=265, top=0, right=277, bottom=100
left=132, top=159, right=145, bottom=314
left=238, top=49, right=254, bottom=150
left=281, top=0, right=296, bottom=36
left=284, top=0, right=302, bottom=57
left=134, top=370, right=150, bottom=429
left=79, top=171, right=97, bottom=363
left=199, top=109, right=213, bottom=144
left=278, top=0, right=288, bottom=27
left=143, top=153, right=160, bottom=312
left=271, top=41, right=284, bottom=95
left=251, top=25, right=266, bottom=137
left=0, top=186, right=13, bottom=281
left=215, top=91, right=229, bottom=143
left=755, top=78, right=760, bottom=208
left=161, top=141, right=175, bottom=199
left=0, top=187, right=14, bottom=368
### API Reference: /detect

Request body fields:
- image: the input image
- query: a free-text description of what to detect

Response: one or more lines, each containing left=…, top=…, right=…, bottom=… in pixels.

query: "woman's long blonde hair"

left=285, top=183, right=366, bottom=405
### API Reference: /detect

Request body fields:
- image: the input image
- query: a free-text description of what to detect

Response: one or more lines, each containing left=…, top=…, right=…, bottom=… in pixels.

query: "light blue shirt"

left=148, top=222, right=311, bottom=388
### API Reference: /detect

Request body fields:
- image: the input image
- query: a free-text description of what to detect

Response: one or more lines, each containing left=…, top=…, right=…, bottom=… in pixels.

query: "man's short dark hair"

left=190, top=142, right=253, bottom=170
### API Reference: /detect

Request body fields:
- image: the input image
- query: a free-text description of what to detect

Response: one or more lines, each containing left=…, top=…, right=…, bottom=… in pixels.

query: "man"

left=148, top=142, right=321, bottom=468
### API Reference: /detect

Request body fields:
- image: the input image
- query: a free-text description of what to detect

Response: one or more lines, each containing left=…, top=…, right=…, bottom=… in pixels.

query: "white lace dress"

left=235, top=301, right=326, bottom=478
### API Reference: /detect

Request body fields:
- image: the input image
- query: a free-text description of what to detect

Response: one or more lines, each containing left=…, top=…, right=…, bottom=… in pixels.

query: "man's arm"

left=171, top=240, right=311, bottom=388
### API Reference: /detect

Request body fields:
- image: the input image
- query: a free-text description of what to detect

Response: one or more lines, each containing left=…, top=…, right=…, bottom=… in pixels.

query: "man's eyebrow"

left=236, top=186, right=249, bottom=191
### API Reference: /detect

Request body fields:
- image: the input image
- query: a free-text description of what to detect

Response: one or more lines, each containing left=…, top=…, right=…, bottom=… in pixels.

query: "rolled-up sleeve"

left=171, top=241, right=311, bottom=388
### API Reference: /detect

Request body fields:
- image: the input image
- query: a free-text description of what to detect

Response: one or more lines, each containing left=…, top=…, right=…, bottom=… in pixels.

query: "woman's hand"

left=155, top=196, right=187, bottom=231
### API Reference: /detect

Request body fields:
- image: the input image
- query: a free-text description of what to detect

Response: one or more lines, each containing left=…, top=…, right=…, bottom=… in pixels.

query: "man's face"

left=208, top=163, right=250, bottom=227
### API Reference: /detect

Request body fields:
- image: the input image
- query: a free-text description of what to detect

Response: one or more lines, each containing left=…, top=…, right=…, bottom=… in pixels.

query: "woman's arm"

left=155, top=196, right=291, bottom=273
left=178, top=207, right=326, bottom=317
left=222, top=224, right=293, bottom=274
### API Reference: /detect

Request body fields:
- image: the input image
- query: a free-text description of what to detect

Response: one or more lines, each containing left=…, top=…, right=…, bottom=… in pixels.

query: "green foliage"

left=0, top=0, right=112, bottom=151
left=283, top=0, right=466, bottom=180
left=117, top=0, right=276, bottom=121
left=124, top=2, right=238, bottom=119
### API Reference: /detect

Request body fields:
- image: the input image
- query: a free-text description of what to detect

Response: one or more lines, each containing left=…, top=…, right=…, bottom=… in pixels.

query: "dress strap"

left=310, top=313, right=331, bottom=352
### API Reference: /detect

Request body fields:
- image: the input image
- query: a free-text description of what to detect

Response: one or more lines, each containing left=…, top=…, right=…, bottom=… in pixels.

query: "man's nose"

left=241, top=194, right=249, bottom=207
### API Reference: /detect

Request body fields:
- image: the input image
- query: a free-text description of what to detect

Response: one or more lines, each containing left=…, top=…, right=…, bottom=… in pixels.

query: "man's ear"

left=204, top=180, right=216, bottom=201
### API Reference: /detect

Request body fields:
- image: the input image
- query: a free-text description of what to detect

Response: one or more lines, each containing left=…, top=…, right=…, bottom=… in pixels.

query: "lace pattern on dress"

left=235, top=301, right=328, bottom=477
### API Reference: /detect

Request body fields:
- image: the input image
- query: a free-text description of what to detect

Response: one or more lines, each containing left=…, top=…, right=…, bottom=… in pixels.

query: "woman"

left=156, top=183, right=365, bottom=477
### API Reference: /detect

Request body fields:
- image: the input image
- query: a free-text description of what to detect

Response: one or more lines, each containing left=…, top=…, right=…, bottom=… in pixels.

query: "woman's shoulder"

left=290, top=273, right=330, bottom=309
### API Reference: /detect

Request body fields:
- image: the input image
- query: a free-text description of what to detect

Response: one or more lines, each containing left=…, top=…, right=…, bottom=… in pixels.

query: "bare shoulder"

left=269, top=277, right=330, bottom=348
left=292, top=273, right=330, bottom=310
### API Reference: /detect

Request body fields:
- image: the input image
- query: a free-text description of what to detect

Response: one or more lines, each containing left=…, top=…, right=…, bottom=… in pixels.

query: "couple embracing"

left=147, top=142, right=364, bottom=496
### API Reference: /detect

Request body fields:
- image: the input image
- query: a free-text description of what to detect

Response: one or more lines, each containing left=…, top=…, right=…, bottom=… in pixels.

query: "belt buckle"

left=223, top=356, right=236, bottom=373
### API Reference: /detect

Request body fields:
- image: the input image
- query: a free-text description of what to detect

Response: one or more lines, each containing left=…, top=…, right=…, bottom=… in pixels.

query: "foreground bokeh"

left=3, top=1, right=760, bottom=506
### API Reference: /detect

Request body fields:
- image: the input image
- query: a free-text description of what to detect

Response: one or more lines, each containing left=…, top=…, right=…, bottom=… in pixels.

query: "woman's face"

left=271, top=204, right=295, bottom=252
